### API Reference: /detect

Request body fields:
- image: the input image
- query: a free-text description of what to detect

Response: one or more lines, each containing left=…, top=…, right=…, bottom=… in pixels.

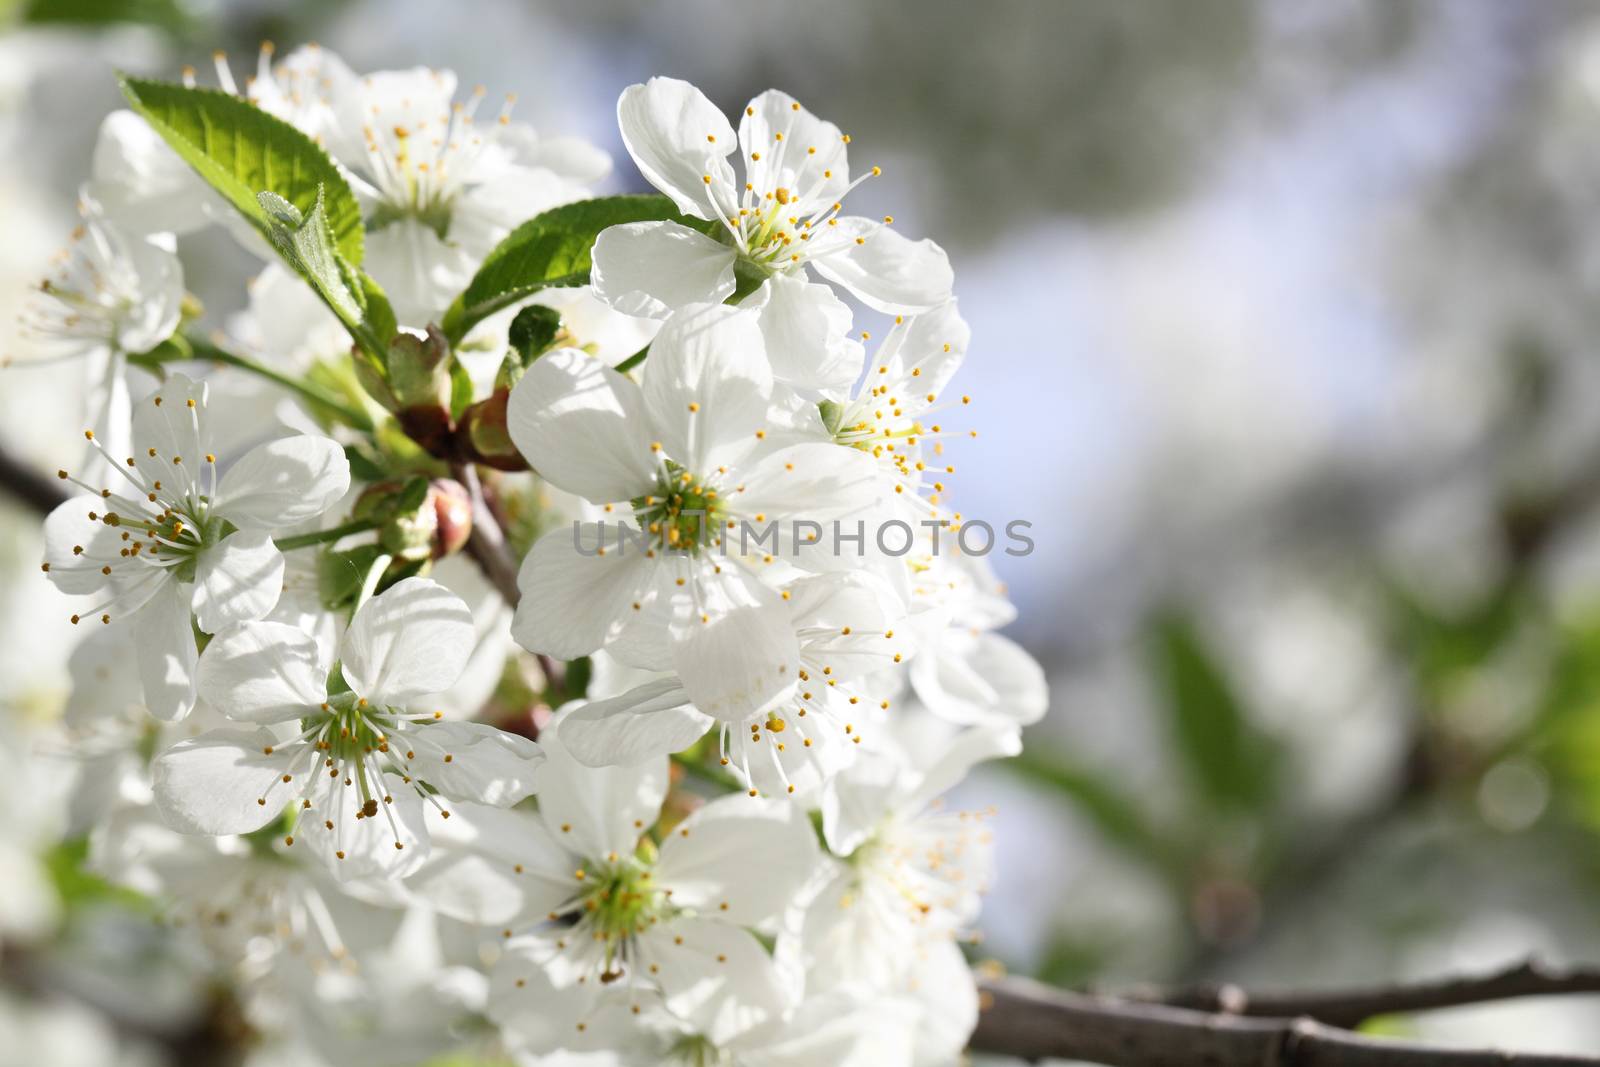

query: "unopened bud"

left=429, top=478, right=472, bottom=559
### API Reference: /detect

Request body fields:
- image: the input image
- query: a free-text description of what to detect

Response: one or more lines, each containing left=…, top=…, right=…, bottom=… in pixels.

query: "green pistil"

left=581, top=860, right=665, bottom=944
left=666, top=1034, right=723, bottom=1067
left=632, top=463, right=723, bottom=554
left=368, top=196, right=454, bottom=240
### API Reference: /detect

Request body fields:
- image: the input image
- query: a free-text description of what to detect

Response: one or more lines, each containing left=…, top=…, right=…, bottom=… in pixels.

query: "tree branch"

left=1148, top=958, right=1600, bottom=1029
left=450, top=460, right=566, bottom=692
left=451, top=461, right=522, bottom=605
left=973, top=973, right=1600, bottom=1066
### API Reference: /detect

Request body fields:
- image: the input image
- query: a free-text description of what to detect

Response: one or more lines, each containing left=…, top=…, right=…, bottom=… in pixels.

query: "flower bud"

left=429, top=477, right=472, bottom=559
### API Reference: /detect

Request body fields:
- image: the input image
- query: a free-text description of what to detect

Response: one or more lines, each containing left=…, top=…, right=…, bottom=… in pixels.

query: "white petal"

left=906, top=937, right=979, bottom=1064
left=43, top=495, right=123, bottom=596
left=642, top=302, right=772, bottom=472
left=535, top=714, right=668, bottom=860
left=195, top=619, right=328, bottom=724
left=655, top=795, right=819, bottom=924
left=505, top=347, right=656, bottom=503
left=884, top=299, right=970, bottom=409
left=748, top=275, right=863, bottom=399
left=522, top=133, right=613, bottom=184
left=412, top=802, right=576, bottom=924
left=365, top=216, right=475, bottom=326
left=129, top=373, right=211, bottom=494
left=738, top=90, right=851, bottom=216
left=116, top=226, right=186, bottom=353
left=786, top=571, right=909, bottom=678
left=340, top=577, right=474, bottom=705
left=489, top=936, right=632, bottom=1055
left=748, top=990, right=917, bottom=1067
left=510, top=524, right=654, bottom=660
left=151, top=728, right=297, bottom=834
left=64, top=627, right=142, bottom=731
left=190, top=530, right=285, bottom=634
left=604, top=560, right=682, bottom=671
left=638, top=917, right=789, bottom=1045
left=134, top=578, right=199, bottom=721
left=87, top=110, right=213, bottom=238
left=451, top=165, right=587, bottom=262
left=213, top=435, right=350, bottom=531
left=911, top=630, right=1048, bottom=727
left=617, top=77, right=738, bottom=219
left=733, top=442, right=880, bottom=523
left=903, top=723, right=1022, bottom=815
left=559, top=678, right=713, bottom=767
left=406, top=720, right=543, bottom=806
left=812, top=217, right=954, bottom=314
left=820, top=757, right=899, bottom=857
left=670, top=569, right=798, bottom=725
left=296, top=770, right=430, bottom=881
left=591, top=220, right=736, bottom=319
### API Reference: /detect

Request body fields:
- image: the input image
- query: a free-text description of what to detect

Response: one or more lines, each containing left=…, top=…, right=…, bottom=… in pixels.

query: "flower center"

left=360, top=87, right=515, bottom=240
left=50, top=408, right=223, bottom=625
left=632, top=462, right=724, bottom=555
left=577, top=859, right=667, bottom=946
left=666, top=1034, right=727, bottom=1067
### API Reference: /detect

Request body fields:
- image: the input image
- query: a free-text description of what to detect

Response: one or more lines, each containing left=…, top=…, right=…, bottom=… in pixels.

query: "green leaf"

left=509, top=304, right=562, bottom=364
left=119, top=75, right=364, bottom=264
left=441, top=194, right=712, bottom=344
left=260, top=190, right=362, bottom=323
left=1005, top=745, right=1176, bottom=871
left=449, top=358, right=475, bottom=422
left=319, top=543, right=387, bottom=612
left=24, top=0, right=185, bottom=31
left=1149, top=613, right=1278, bottom=814
left=45, top=838, right=151, bottom=911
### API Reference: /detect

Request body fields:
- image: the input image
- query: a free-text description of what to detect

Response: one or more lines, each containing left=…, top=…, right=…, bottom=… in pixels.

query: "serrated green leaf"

left=118, top=75, right=364, bottom=264
left=1150, top=613, right=1278, bottom=814
left=441, top=194, right=714, bottom=344
left=260, top=190, right=362, bottom=323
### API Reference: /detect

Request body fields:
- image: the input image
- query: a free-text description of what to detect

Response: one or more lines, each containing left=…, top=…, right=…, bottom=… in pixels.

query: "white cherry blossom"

left=12, top=196, right=184, bottom=480
left=591, top=78, right=954, bottom=392
left=799, top=721, right=1015, bottom=1056
left=906, top=546, right=1048, bottom=729
left=505, top=303, right=879, bottom=724
left=150, top=578, right=542, bottom=879
left=42, top=374, right=350, bottom=720
left=334, top=62, right=610, bottom=323
left=476, top=718, right=817, bottom=1055
left=560, top=571, right=910, bottom=799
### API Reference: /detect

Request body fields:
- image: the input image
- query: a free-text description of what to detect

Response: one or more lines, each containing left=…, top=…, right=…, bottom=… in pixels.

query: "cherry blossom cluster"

left=21, top=45, right=1047, bottom=1067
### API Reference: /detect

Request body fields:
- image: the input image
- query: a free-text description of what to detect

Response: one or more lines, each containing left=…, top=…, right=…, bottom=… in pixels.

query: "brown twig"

left=451, top=461, right=522, bottom=604
left=974, top=973, right=1600, bottom=1066
left=449, top=459, right=565, bottom=692
left=1148, top=958, right=1600, bottom=1030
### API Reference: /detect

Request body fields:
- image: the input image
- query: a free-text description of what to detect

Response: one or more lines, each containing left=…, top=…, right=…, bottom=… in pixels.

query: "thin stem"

left=274, top=517, right=381, bottom=552
left=136, top=335, right=375, bottom=432
left=353, top=552, right=393, bottom=615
